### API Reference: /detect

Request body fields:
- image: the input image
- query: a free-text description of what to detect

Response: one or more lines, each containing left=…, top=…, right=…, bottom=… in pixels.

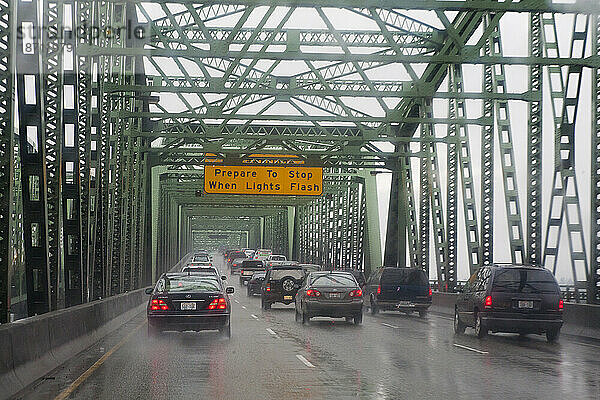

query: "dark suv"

left=364, top=267, right=432, bottom=318
left=261, top=266, right=306, bottom=310
left=454, top=264, right=563, bottom=342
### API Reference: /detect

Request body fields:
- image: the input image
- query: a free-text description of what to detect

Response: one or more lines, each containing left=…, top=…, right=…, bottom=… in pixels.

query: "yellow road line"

left=54, top=321, right=145, bottom=400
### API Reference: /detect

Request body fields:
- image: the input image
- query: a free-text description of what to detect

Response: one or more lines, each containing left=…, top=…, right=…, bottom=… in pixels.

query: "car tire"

left=354, top=313, right=363, bottom=325
left=220, top=324, right=231, bottom=339
left=418, top=310, right=428, bottom=318
left=453, top=309, right=466, bottom=335
left=546, top=328, right=560, bottom=343
left=262, top=298, right=271, bottom=310
left=370, top=296, right=378, bottom=315
left=302, top=310, right=310, bottom=324
left=475, top=313, right=487, bottom=338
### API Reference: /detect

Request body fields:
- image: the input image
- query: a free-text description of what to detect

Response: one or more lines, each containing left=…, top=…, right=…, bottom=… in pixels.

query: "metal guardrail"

left=429, top=280, right=589, bottom=303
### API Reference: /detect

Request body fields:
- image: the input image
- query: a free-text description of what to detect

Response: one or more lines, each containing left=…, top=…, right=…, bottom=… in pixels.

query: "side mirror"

left=226, top=286, right=235, bottom=294
left=221, top=275, right=227, bottom=281
left=145, top=287, right=153, bottom=295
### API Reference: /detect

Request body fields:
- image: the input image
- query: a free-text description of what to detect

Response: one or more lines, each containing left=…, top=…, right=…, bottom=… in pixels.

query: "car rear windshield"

left=381, top=268, right=428, bottom=286
left=192, top=255, right=210, bottom=262
left=242, top=261, right=264, bottom=268
left=229, top=252, right=244, bottom=259
left=491, top=269, right=559, bottom=294
left=270, top=269, right=305, bottom=280
left=271, top=255, right=286, bottom=261
left=165, top=277, right=221, bottom=293
left=182, top=268, right=216, bottom=274
left=311, top=274, right=356, bottom=287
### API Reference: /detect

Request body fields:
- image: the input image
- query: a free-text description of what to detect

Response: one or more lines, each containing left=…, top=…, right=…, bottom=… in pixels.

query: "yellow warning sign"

left=204, top=166, right=323, bottom=196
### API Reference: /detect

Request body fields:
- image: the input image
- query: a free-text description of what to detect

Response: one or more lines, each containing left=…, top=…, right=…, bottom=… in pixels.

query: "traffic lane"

left=239, top=289, right=600, bottom=399
left=16, top=298, right=338, bottom=400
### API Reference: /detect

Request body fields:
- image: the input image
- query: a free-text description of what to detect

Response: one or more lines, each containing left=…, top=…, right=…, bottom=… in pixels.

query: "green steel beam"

left=112, top=0, right=600, bottom=13
left=78, top=44, right=600, bottom=67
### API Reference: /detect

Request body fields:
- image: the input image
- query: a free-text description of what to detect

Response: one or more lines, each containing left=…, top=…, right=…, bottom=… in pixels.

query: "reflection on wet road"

left=15, top=257, right=600, bottom=400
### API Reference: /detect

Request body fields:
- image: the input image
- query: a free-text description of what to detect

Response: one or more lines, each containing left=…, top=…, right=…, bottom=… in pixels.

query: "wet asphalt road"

left=14, top=256, right=600, bottom=400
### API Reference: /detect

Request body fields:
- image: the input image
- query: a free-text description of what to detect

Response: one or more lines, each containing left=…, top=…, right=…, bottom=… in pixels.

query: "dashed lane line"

left=381, top=323, right=400, bottom=329
left=452, top=343, right=489, bottom=354
left=296, top=355, right=315, bottom=368
left=251, top=314, right=259, bottom=320
left=266, top=328, right=277, bottom=336
left=241, top=305, right=247, bottom=310
left=234, top=300, right=240, bottom=304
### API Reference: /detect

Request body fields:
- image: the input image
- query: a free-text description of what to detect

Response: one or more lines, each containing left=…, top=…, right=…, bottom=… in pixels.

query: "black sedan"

left=295, top=271, right=363, bottom=325
left=247, top=271, right=266, bottom=296
left=146, top=273, right=234, bottom=338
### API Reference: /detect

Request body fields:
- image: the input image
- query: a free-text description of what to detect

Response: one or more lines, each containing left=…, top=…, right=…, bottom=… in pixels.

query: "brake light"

left=208, top=297, right=227, bottom=310
left=241, top=270, right=244, bottom=275
left=428, top=287, right=432, bottom=297
left=266, top=284, right=271, bottom=292
left=484, top=296, right=492, bottom=309
left=376, top=285, right=381, bottom=295
left=349, top=289, right=362, bottom=297
left=558, top=299, right=564, bottom=311
left=306, top=289, right=321, bottom=297
left=150, top=299, right=169, bottom=310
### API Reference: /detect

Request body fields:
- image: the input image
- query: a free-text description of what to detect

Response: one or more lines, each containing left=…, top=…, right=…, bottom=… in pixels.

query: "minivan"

left=454, top=264, right=563, bottom=342
left=364, top=267, right=432, bottom=318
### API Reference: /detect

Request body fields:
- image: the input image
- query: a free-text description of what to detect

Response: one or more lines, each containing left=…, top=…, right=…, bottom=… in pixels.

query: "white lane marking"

left=436, top=316, right=453, bottom=321
left=453, top=343, right=489, bottom=354
left=572, top=341, right=600, bottom=350
left=266, top=328, right=277, bottom=336
left=234, top=300, right=240, bottom=304
left=241, top=305, right=247, bottom=310
left=251, top=314, right=259, bottom=320
left=381, top=323, right=400, bottom=329
left=296, top=354, right=315, bottom=368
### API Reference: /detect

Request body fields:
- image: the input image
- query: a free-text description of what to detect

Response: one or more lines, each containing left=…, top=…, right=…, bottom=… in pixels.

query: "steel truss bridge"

left=1, top=0, right=600, bottom=322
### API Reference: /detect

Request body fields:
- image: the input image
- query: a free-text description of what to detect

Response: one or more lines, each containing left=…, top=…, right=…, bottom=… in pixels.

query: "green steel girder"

left=151, top=27, right=439, bottom=49
left=0, top=0, right=12, bottom=323
left=108, top=0, right=600, bottom=14
left=79, top=44, right=600, bottom=68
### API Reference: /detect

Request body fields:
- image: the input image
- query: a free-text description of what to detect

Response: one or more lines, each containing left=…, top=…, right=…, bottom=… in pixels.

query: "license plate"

left=329, top=293, right=341, bottom=299
left=397, top=301, right=412, bottom=307
left=283, top=295, right=293, bottom=300
left=181, top=302, right=196, bottom=310
left=518, top=300, right=534, bottom=309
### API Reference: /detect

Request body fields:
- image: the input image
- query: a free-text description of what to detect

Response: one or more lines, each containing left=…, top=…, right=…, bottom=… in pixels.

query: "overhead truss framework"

left=1, top=0, right=600, bottom=324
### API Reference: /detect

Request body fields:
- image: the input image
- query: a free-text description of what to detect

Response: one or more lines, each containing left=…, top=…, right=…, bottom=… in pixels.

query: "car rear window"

left=165, top=277, right=221, bottom=293
left=311, top=274, right=356, bottom=287
left=242, top=260, right=264, bottom=268
left=492, top=269, right=559, bottom=294
left=271, top=255, right=286, bottom=261
left=229, top=252, right=244, bottom=259
left=381, top=268, right=428, bottom=286
left=192, top=255, right=210, bottom=262
left=182, top=268, right=216, bottom=274
left=270, top=269, right=305, bottom=280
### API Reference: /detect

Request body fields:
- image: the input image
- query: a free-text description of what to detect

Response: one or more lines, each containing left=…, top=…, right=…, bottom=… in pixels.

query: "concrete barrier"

left=0, top=289, right=147, bottom=400
left=430, top=292, right=600, bottom=340
left=0, top=254, right=193, bottom=400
